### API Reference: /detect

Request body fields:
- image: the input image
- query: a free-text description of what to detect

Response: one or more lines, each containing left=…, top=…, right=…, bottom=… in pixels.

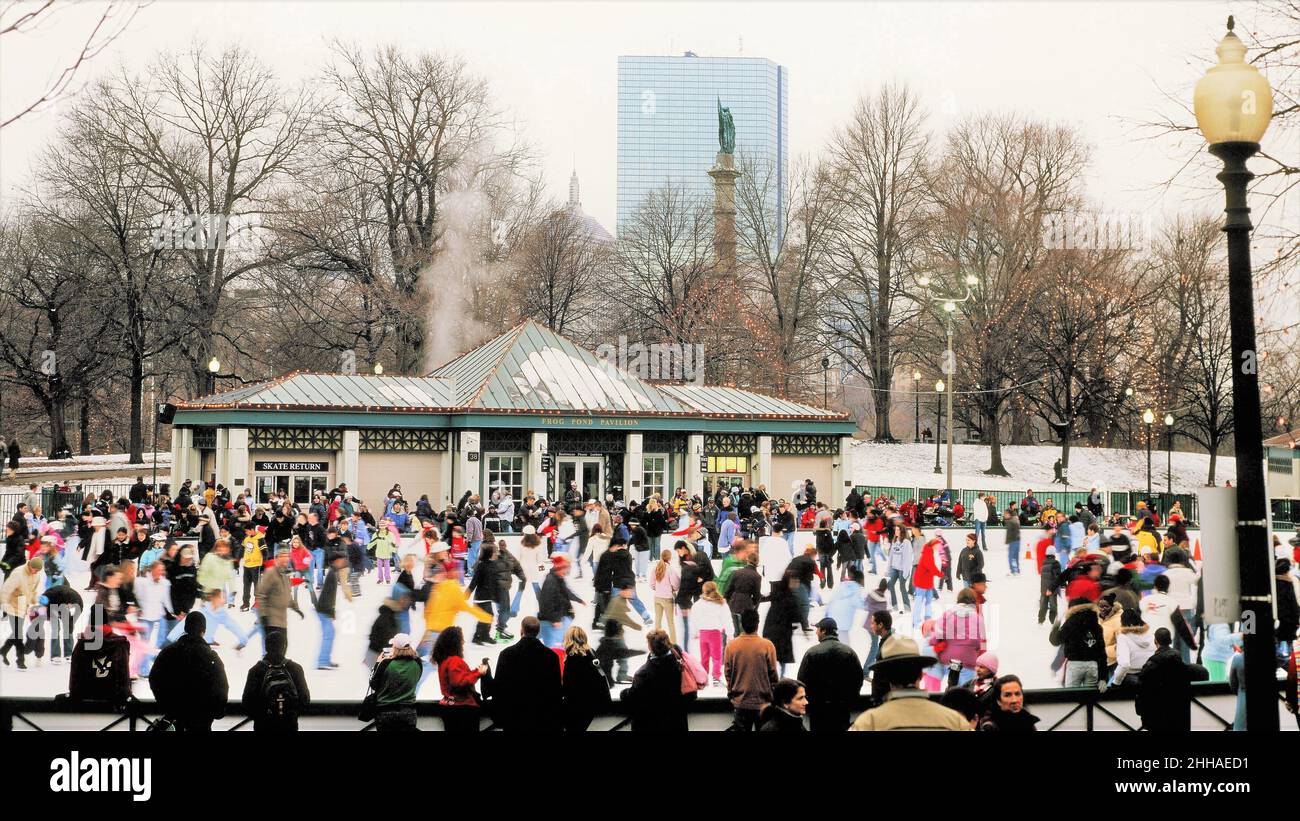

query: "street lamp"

left=1194, top=14, right=1277, bottom=730
left=373, top=363, right=384, bottom=375
left=934, top=380, right=945, bottom=475
left=918, top=274, right=977, bottom=493
left=821, top=356, right=830, bottom=408
left=913, top=371, right=921, bottom=442
left=1143, top=408, right=1155, bottom=498
left=207, top=356, right=220, bottom=394
left=1164, top=413, right=1175, bottom=498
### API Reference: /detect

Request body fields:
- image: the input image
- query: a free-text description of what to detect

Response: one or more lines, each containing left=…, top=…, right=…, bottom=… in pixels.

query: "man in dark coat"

left=726, top=553, right=763, bottom=634
left=240, top=629, right=310, bottom=731
left=492, top=616, right=562, bottom=732
left=147, top=612, right=229, bottom=730
left=1137, top=627, right=1209, bottom=731
left=619, top=628, right=687, bottom=732
left=795, top=618, right=863, bottom=732
left=845, top=488, right=865, bottom=519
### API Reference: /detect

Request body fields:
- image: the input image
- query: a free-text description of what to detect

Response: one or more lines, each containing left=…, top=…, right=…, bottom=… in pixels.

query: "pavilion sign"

left=255, top=461, right=328, bottom=472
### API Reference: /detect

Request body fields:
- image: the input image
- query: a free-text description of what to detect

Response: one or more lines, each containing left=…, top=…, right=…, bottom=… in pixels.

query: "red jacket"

left=1064, top=575, right=1102, bottom=602
left=437, top=655, right=482, bottom=706
left=1034, top=536, right=1055, bottom=573
left=865, top=518, right=886, bottom=544
left=913, top=544, right=942, bottom=591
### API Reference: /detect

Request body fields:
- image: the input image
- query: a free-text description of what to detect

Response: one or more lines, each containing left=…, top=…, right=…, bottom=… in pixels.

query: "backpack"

left=261, top=661, right=300, bottom=719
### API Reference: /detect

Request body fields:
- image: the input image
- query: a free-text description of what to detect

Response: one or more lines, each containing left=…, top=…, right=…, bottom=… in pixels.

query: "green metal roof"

left=178, top=320, right=850, bottom=425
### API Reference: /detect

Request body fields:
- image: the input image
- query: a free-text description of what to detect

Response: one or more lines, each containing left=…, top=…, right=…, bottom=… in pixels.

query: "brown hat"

left=868, top=635, right=934, bottom=673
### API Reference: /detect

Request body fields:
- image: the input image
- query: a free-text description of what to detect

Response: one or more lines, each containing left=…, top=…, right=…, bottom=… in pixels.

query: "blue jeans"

left=794, top=584, right=811, bottom=628
left=635, top=550, right=650, bottom=579
left=139, top=619, right=162, bottom=676
left=510, top=582, right=542, bottom=617
left=886, top=569, right=911, bottom=609
left=1007, top=540, right=1021, bottom=574
left=911, top=587, right=934, bottom=627
left=784, top=532, right=795, bottom=556
left=467, top=540, right=482, bottom=572
left=870, top=542, right=888, bottom=574
left=317, top=611, right=335, bottom=667
left=310, top=548, right=325, bottom=586
left=1056, top=547, right=1071, bottom=568
left=865, top=630, right=882, bottom=674
left=973, top=521, right=987, bottom=550
left=540, top=616, right=572, bottom=649
left=168, top=606, right=249, bottom=645
left=622, top=591, right=651, bottom=621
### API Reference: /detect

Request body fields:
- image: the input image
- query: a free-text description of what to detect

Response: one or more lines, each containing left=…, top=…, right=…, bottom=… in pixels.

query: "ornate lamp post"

left=207, top=356, right=220, bottom=394
left=821, top=356, right=830, bottom=408
left=917, top=272, right=978, bottom=492
left=933, top=380, right=945, bottom=475
left=1143, top=408, right=1155, bottom=498
left=913, top=370, right=922, bottom=442
left=1164, top=413, right=1175, bottom=498
left=1193, top=15, right=1277, bottom=731
left=373, top=363, right=384, bottom=376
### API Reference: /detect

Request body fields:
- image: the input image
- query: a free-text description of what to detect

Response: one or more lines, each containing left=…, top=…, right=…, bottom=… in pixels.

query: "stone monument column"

left=708, top=152, right=741, bottom=276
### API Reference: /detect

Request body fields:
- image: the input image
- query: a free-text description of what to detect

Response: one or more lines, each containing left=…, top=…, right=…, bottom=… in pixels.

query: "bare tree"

left=734, top=154, right=836, bottom=399
left=613, top=184, right=717, bottom=367
left=501, top=204, right=610, bottom=336
left=923, top=114, right=1091, bottom=476
left=82, top=45, right=313, bottom=396
left=319, top=42, right=529, bottom=373
left=0, top=209, right=114, bottom=455
left=821, top=84, right=931, bottom=438
left=0, top=0, right=147, bottom=128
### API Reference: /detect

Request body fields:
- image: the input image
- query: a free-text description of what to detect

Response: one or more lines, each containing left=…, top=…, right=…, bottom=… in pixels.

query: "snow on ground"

left=1, top=452, right=171, bottom=493
left=850, top=441, right=1236, bottom=495
left=0, top=528, right=1208, bottom=703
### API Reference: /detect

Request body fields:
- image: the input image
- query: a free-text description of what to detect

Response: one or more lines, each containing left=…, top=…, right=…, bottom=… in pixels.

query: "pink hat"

left=976, top=651, right=999, bottom=674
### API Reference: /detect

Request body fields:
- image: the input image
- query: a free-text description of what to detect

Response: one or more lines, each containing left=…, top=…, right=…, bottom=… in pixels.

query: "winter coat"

left=690, top=597, right=734, bottom=636
left=1113, top=624, right=1156, bottom=684
left=436, top=655, right=483, bottom=706
left=1137, top=648, right=1205, bottom=731
left=369, top=603, right=402, bottom=654
left=148, top=633, right=229, bottom=728
left=977, top=707, right=1040, bottom=732
left=726, top=565, right=763, bottom=615
left=1141, top=591, right=1196, bottom=649
left=762, top=589, right=801, bottom=663
left=825, top=581, right=865, bottom=634
left=1051, top=603, right=1106, bottom=666
left=493, top=636, right=563, bottom=732
left=255, top=567, right=298, bottom=629
left=1277, top=574, right=1300, bottom=642
left=466, top=556, right=502, bottom=601
left=563, top=649, right=612, bottom=731
left=758, top=705, right=808, bottom=733
left=795, top=635, right=863, bottom=723
left=956, top=545, right=984, bottom=583
left=888, top=539, right=913, bottom=574
left=1039, top=555, right=1061, bottom=595
left=241, top=656, right=310, bottom=731
left=724, top=633, right=779, bottom=710
left=424, top=579, right=492, bottom=633
left=850, top=689, right=970, bottom=731
left=933, top=603, right=986, bottom=668
left=620, top=650, right=687, bottom=732
left=911, top=543, right=941, bottom=591
left=538, top=570, right=583, bottom=623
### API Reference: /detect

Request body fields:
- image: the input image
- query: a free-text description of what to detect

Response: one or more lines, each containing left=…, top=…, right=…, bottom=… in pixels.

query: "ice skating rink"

left=0, top=527, right=1208, bottom=702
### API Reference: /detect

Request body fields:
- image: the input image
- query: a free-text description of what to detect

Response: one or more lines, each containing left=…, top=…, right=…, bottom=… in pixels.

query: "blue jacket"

left=825, top=581, right=865, bottom=634
left=719, top=519, right=737, bottom=551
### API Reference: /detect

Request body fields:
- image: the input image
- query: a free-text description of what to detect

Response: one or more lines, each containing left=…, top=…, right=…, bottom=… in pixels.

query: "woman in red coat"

left=911, top=535, right=942, bottom=629
left=433, top=626, right=489, bottom=732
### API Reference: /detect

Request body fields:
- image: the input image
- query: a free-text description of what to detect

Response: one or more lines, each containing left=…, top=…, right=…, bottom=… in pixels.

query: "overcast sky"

left=0, top=0, right=1283, bottom=235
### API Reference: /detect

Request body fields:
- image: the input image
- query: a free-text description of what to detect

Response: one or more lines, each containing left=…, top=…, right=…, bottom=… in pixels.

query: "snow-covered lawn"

left=849, top=441, right=1237, bottom=496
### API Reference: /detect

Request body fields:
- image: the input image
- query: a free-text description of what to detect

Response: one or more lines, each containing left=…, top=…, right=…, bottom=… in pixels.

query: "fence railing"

left=853, top=484, right=1298, bottom=531
left=4, top=681, right=1287, bottom=732
left=0, top=483, right=143, bottom=521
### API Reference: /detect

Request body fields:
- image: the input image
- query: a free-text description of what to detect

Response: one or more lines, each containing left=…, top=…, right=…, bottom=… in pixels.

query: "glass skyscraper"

left=617, top=54, right=788, bottom=236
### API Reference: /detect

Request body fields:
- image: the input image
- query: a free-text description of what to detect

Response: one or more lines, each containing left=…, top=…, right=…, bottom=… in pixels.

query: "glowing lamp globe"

left=1193, top=18, right=1273, bottom=145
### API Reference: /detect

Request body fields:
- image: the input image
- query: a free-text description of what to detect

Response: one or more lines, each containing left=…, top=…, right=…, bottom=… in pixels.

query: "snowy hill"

left=849, top=440, right=1237, bottom=495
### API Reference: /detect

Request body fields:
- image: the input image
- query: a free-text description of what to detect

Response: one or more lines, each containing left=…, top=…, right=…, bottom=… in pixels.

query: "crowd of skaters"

left=3, top=472, right=1299, bottom=732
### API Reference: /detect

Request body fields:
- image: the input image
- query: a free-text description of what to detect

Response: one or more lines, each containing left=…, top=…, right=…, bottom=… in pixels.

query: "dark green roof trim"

left=172, top=409, right=854, bottom=436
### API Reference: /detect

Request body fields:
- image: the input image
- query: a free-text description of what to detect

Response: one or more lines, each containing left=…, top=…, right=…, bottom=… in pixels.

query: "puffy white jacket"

left=691, top=597, right=735, bottom=636
left=1113, top=624, right=1156, bottom=684
left=1163, top=566, right=1199, bottom=612
left=134, top=576, right=173, bottom=621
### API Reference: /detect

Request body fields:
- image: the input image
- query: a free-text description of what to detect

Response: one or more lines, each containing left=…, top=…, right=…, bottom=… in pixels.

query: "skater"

left=0, top=557, right=42, bottom=669
left=692, top=581, right=733, bottom=688
left=886, top=524, right=913, bottom=613
left=650, top=549, right=680, bottom=644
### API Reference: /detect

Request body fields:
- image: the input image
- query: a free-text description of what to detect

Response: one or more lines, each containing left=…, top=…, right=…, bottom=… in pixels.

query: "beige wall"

left=771, top=454, right=834, bottom=506
left=358, top=452, right=443, bottom=509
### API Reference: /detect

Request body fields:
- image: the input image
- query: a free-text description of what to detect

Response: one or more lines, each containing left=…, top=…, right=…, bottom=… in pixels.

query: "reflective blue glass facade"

left=617, top=55, right=788, bottom=236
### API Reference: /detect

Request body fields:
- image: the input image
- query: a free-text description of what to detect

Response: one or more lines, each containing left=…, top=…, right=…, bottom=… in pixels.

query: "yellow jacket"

left=424, top=579, right=491, bottom=633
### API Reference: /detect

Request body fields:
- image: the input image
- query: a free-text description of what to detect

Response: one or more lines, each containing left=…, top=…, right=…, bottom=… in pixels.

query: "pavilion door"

left=558, top=457, right=602, bottom=503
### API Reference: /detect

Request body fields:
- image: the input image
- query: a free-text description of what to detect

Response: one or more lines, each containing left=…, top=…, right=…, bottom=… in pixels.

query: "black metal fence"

left=0, top=483, right=140, bottom=521
left=852, top=484, right=1297, bottom=531
left=2, top=681, right=1268, bottom=732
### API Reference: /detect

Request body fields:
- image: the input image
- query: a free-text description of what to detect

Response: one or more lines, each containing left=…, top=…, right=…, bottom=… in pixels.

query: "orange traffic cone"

left=1193, top=539, right=1201, bottom=562
left=1024, top=545, right=1033, bottom=559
